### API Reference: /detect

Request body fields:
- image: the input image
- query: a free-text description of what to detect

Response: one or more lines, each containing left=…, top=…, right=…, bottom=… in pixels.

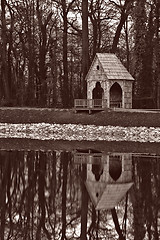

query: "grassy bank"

left=0, top=107, right=160, bottom=127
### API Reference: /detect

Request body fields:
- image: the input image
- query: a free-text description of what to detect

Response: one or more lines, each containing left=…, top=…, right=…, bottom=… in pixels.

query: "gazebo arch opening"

left=109, top=156, right=122, bottom=181
left=92, top=81, right=104, bottom=100
left=92, top=81, right=104, bottom=108
left=110, top=82, right=122, bottom=108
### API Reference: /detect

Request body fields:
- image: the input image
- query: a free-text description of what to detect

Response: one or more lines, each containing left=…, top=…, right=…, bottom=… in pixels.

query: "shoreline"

left=0, top=138, right=160, bottom=155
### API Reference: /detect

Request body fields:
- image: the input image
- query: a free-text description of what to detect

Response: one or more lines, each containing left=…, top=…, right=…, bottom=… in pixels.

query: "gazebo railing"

left=74, top=99, right=107, bottom=109
left=74, top=99, right=88, bottom=108
left=110, top=101, right=122, bottom=108
left=92, top=99, right=106, bottom=108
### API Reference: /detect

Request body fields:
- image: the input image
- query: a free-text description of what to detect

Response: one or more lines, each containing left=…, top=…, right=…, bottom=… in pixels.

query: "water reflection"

left=74, top=150, right=133, bottom=210
left=0, top=149, right=160, bottom=239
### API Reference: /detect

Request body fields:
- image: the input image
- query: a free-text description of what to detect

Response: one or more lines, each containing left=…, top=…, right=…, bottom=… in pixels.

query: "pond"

left=0, top=124, right=160, bottom=240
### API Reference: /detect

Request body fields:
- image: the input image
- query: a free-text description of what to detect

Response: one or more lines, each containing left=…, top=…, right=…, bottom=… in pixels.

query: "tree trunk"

left=133, top=0, right=147, bottom=99
left=26, top=2, right=35, bottom=106
left=111, top=10, right=127, bottom=53
left=36, top=1, right=53, bottom=107
left=124, top=18, right=130, bottom=71
left=38, top=24, right=48, bottom=106
left=1, top=0, right=10, bottom=102
left=82, top=0, right=89, bottom=98
left=111, top=0, right=132, bottom=54
left=155, top=0, right=160, bottom=108
left=62, top=0, right=70, bottom=107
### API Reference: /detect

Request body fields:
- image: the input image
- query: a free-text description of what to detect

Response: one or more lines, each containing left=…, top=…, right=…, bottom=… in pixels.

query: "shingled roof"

left=92, top=53, right=134, bottom=81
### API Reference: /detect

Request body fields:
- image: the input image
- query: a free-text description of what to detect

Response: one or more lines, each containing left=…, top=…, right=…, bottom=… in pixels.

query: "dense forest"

left=0, top=0, right=160, bottom=108
left=0, top=150, right=160, bottom=240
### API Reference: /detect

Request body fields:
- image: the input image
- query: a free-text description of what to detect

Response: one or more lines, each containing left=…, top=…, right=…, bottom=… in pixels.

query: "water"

left=0, top=125, right=160, bottom=239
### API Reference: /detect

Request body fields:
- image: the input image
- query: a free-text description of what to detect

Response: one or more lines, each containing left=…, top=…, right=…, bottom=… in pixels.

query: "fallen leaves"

left=0, top=123, right=160, bottom=142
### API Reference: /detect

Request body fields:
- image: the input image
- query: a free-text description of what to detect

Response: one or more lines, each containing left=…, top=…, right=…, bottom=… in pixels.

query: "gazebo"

left=74, top=53, right=134, bottom=112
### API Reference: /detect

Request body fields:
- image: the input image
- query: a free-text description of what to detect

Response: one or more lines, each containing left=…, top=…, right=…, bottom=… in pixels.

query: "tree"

left=89, top=0, right=102, bottom=58
left=82, top=0, right=90, bottom=98
left=154, top=0, right=160, bottom=108
left=1, top=0, right=10, bottom=103
left=36, top=0, right=54, bottom=106
left=111, top=0, right=133, bottom=54
left=132, top=0, right=159, bottom=108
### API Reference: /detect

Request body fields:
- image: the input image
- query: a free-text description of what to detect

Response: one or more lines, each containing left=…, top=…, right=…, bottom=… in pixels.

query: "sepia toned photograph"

left=0, top=0, right=160, bottom=239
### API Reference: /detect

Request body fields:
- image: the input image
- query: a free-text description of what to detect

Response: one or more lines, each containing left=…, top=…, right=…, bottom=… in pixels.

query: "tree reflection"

left=132, top=156, right=160, bottom=240
left=0, top=150, right=59, bottom=239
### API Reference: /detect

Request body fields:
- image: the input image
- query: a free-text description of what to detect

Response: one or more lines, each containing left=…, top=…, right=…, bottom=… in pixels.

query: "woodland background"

left=0, top=0, right=160, bottom=108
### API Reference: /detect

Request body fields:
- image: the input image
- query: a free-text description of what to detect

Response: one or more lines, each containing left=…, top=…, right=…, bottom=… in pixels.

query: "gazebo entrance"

left=110, top=82, right=122, bottom=108
left=92, top=82, right=104, bottom=108
left=92, top=82, right=104, bottom=99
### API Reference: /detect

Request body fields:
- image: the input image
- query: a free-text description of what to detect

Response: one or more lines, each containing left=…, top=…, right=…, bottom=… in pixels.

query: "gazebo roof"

left=85, top=181, right=133, bottom=210
left=87, top=53, right=134, bottom=81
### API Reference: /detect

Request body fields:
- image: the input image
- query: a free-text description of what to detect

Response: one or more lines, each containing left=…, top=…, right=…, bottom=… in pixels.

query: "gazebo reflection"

left=73, top=149, right=133, bottom=210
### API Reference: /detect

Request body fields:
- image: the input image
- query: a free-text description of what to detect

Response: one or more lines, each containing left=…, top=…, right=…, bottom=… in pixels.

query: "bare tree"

left=82, top=0, right=90, bottom=98
left=1, top=0, right=10, bottom=103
